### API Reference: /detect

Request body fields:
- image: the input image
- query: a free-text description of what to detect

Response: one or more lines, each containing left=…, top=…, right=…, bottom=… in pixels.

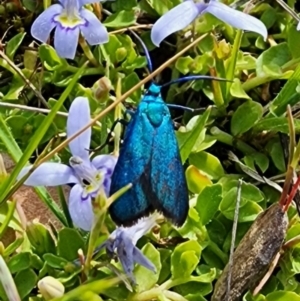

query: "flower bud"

left=92, top=77, right=111, bottom=103
left=116, top=47, right=127, bottom=62
left=38, top=276, right=64, bottom=300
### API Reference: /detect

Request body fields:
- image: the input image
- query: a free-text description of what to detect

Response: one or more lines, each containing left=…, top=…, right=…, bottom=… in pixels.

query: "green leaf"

left=57, top=228, right=85, bottom=261
left=175, top=56, right=194, bottom=75
left=147, top=0, right=180, bottom=15
left=174, top=281, right=212, bottom=299
left=266, top=291, right=300, bottom=301
left=135, top=243, right=161, bottom=292
left=256, top=43, right=291, bottom=77
left=196, top=184, right=222, bottom=226
left=189, top=151, right=224, bottom=179
left=287, top=25, right=300, bottom=59
left=114, top=0, right=137, bottom=10
left=8, top=253, right=31, bottom=274
left=270, top=63, right=300, bottom=116
left=230, top=78, right=251, bottom=100
left=6, top=32, right=26, bottom=60
left=104, top=10, right=136, bottom=27
left=14, top=269, right=37, bottom=299
left=186, top=165, right=212, bottom=194
left=266, top=138, right=286, bottom=172
left=253, top=117, right=300, bottom=134
left=221, top=182, right=264, bottom=208
left=222, top=199, right=262, bottom=222
left=30, top=254, right=43, bottom=270
left=0, top=115, right=23, bottom=162
left=260, top=7, right=276, bottom=29
left=122, top=72, right=142, bottom=103
left=158, top=249, right=172, bottom=283
left=177, top=108, right=211, bottom=163
left=220, top=183, right=264, bottom=222
left=231, top=100, right=263, bottom=136
left=26, top=222, right=56, bottom=256
left=43, top=253, right=69, bottom=269
left=103, top=35, right=122, bottom=65
left=171, top=241, right=201, bottom=279
left=4, top=237, right=24, bottom=257
left=39, top=44, right=68, bottom=71
left=244, top=152, right=269, bottom=173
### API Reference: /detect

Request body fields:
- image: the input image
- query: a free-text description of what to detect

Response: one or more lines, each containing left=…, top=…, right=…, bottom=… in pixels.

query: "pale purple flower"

left=18, top=97, right=117, bottom=231
left=99, top=215, right=157, bottom=283
left=31, top=0, right=109, bottom=59
left=151, top=0, right=268, bottom=47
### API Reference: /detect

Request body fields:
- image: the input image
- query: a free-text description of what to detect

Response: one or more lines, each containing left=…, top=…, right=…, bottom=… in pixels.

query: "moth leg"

left=125, top=109, right=135, bottom=117
left=87, top=118, right=129, bottom=152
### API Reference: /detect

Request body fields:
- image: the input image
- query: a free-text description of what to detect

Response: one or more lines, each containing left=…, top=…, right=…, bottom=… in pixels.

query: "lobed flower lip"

left=151, top=0, right=268, bottom=47
left=98, top=215, right=158, bottom=283
left=17, top=97, right=117, bottom=231
left=31, top=0, right=109, bottom=59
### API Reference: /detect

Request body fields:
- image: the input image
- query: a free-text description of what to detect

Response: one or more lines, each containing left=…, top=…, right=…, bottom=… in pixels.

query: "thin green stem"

left=242, top=75, right=271, bottom=92
left=79, top=36, right=99, bottom=67
left=225, top=30, right=243, bottom=101
left=57, top=186, right=73, bottom=228
left=207, top=240, right=228, bottom=265
left=0, top=200, right=16, bottom=239
left=210, top=68, right=224, bottom=108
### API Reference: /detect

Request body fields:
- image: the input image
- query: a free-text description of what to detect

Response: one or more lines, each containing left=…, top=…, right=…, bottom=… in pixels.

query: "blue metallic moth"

left=109, top=32, right=228, bottom=227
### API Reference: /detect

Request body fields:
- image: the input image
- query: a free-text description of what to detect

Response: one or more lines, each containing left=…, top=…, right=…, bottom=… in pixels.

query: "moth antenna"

left=167, top=104, right=194, bottom=112
left=161, top=75, right=231, bottom=88
left=130, top=30, right=153, bottom=73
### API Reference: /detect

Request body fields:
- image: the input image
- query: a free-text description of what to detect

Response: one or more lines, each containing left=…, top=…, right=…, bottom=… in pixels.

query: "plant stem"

left=207, top=240, right=228, bottom=265
left=225, top=30, right=243, bottom=101
left=79, top=36, right=99, bottom=67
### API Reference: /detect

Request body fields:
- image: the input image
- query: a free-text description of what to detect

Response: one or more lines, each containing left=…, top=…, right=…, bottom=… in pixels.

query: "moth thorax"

left=146, top=102, right=166, bottom=127
left=148, top=83, right=161, bottom=96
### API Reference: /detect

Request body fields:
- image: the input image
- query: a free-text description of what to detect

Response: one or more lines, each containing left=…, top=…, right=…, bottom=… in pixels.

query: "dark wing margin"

left=109, top=107, right=155, bottom=226
left=150, top=113, right=189, bottom=226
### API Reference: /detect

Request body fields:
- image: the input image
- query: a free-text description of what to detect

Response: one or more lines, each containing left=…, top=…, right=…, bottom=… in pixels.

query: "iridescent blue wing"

left=150, top=105, right=189, bottom=226
left=109, top=103, right=154, bottom=226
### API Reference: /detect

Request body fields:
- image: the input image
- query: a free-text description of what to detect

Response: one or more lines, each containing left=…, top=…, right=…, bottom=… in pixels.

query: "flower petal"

left=92, top=154, right=117, bottom=175
left=31, top=4, right=62, bottom=43
left=54, top=25, right=80, bottom=59
left=58, top=0, right=80, bottom=10
left=79, top=0, right=106, bottom=5
left=68, top=184, right=94, bottom=231
left=126, top=215, right=157, bottom=245
left=204, top=0, right=268, bottom=40
left=116, top=232, right=135, bottom=281
left=151, top=1, right=200, bottom=47
left=67, top=97, right=91, bottom=161
left=80, top=9, right=109, bottom=45
left=297, top=22, right=300, bottom=31
left=132, top=247, right=156, bottom=272
left=18, top=163, right=78, bottom=186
